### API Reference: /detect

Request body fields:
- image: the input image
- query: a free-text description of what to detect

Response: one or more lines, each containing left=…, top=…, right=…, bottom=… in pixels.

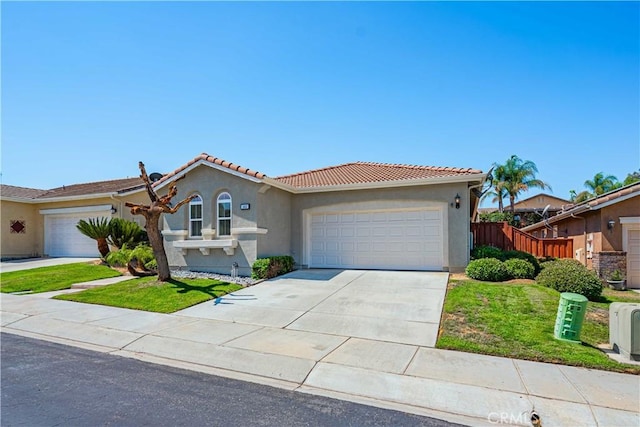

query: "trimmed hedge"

left=504, top=258, right=535, bottom=279
left=535, top=259, right=603, bottom=300
left=503, top=250, right=541, bottom=275
left=465, top=258, right=510, bottom=282
left=471, top=245, right=504, bottom=261
left=251, top=256, right=295, bottom=280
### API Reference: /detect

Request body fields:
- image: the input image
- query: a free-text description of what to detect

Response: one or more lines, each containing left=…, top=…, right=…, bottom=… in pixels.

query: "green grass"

left=437, top=279, right=640, bottom=374
left=0, top=263, right=121, bottom=294
left=54, top=276, right=243, bottom=313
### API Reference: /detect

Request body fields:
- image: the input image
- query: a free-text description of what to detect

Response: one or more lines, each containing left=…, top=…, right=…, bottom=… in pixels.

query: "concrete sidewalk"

left=1, top=279, right=639, bottom=426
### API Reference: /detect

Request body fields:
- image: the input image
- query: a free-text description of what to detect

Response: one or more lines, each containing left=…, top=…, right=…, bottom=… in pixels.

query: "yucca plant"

left=76, top=217, right=111, bottom=257
left=107, top=218, right=148, bottom=249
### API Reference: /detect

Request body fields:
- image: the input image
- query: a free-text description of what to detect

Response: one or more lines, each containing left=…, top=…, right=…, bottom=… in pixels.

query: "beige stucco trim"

left=232, top=227, right=268, bottom=235
left=173, top=239, right=238, bottom=256
left=39, top=205, right=113, bottom=215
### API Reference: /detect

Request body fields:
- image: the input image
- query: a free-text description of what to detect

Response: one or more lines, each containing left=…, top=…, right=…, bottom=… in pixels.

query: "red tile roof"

left=153, top=153, right=266, bottom=186
left=2, top=155, right=484, bottom=200
left=0, top=177, right=144, bottom=200
left=273, top=162, right=483, bottom=188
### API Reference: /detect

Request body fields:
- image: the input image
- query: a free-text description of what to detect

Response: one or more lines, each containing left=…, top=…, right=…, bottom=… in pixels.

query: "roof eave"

left=1, top=192, right=121, bottom=204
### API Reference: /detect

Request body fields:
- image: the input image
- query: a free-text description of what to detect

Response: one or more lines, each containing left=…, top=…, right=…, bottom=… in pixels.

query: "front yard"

left=437, top=277, right=640, bottom=374
left=55, top=276, right=242, bottom=313
left=0, top=263, right=121, bottom=294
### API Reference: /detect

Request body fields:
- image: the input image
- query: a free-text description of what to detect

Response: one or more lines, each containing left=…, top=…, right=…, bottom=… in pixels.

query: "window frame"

left=217, top=192, right=232, bottom=237
left=189, top=194, right=203, bottom=238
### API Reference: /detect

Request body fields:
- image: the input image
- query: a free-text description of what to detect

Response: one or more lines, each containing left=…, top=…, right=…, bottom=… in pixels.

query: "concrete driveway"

left=176, top=269, right=449, bottom=347
left=0, top=258, right=100, bottom=273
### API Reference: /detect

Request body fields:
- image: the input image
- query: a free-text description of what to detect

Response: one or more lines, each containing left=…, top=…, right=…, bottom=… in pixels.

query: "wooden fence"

left=471, top=222, right=573, bottom=259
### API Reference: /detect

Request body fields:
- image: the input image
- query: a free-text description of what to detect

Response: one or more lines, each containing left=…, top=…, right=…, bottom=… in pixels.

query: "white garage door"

left=45, top=214, right=105, bottom=257
left=309, top=208, right=444, bottom=271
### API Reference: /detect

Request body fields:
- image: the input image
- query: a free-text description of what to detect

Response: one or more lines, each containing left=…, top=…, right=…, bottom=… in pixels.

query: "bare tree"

left=125, top=162, right=195, bottom=281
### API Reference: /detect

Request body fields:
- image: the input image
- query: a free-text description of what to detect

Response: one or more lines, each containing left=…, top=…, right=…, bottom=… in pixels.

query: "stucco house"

left=522, top=183, right=640, bottom=288
left=1, top=153, right=486, bottom=275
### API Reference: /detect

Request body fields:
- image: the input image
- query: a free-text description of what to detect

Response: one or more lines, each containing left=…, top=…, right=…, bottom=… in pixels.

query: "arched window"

left=189, top=195, right=203, bottom=238
left=217, top=192, right=232, bottom=236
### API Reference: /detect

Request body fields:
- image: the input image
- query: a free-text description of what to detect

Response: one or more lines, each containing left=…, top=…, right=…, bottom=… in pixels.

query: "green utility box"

left=554, top=292, right=588, bottom=343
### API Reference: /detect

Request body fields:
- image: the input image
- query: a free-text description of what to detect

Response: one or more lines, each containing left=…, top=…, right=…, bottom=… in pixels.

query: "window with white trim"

left=217, top=192, right=231, bottom=236
left=189, top=195, right=203, bottom=238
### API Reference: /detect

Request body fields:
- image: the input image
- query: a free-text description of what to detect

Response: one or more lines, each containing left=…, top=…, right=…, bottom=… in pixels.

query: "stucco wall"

left=1, top=201, right=42, bottom=258
left=257, top=186, right=292, bottom=259
left=600, top=197, right=640, bottom=251
left=289, top=182, right=471, bottom=272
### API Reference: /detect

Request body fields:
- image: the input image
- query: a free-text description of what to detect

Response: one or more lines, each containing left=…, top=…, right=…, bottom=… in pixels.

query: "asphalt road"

left=1, top=333, right=463, bottom=427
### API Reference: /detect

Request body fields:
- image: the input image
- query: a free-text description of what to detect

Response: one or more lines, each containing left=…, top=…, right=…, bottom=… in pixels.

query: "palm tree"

left=584, top=172, right=618, bottom=196
left=499, top=155, right=551, bottom=213
left=481, top=164, right=508, bottom=212
left=76, top=217, right=111, bottom=257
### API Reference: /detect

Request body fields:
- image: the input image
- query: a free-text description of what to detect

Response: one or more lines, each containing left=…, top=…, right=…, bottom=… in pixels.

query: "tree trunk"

left=125, top=161, right=196, bottom=283
left=509, top=196, right=516, bottom=213
left=97, top=238, right=110, bottom=258
left=145, top=211, right=171, bottom=281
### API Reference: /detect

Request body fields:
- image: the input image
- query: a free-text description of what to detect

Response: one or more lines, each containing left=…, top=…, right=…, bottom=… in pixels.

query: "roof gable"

left=273, top=161, right=483, bottom=189
left=152, top=153, right=266, bottom=189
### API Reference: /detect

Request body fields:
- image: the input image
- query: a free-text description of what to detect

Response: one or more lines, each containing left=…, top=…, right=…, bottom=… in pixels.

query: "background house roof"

left=1, top=184, right=49, bottom=199
left=1, top=178, right=144, bottom=200
left=273, top=161, right=483, bottom=188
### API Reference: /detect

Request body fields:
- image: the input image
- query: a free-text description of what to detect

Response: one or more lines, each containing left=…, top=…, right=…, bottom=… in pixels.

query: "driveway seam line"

left=281, top=270, right=366, bottom=329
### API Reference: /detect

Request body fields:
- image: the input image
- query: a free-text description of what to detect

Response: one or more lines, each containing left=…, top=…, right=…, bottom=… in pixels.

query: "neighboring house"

left=522, top=183, right=640, bottom=288
left=510, top=193, right=571, bottom=216
left=1, top=153, right=486, bottom=274
left=478, top=193, right=571, bottom=226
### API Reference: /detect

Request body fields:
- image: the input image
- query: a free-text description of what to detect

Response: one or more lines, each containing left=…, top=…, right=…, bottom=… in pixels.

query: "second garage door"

left=45, top=214, right=105, bottom=257
left=309, top=208, right=444, bottom=271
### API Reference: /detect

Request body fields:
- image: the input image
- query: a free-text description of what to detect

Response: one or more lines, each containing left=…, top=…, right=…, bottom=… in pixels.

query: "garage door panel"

left=309, top=208, right=444, bottom=271
left=45, top=214, right=107, bottom=257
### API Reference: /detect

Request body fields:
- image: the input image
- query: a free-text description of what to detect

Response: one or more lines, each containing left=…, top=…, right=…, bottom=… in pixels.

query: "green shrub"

left=503, top=250, right=541, bottom=275
left=503, top=258, right=535, bottom=279
left=465, top=258, right=510, bottom=282
left=251, top=256, right=295, bottom=280
left=535, top=259, right=602, bottom=300
left=108, top=218, right=148, bottom=249
left=471, top=245, right=505, bottom=261
left=105, top=244, right=156, bottom=271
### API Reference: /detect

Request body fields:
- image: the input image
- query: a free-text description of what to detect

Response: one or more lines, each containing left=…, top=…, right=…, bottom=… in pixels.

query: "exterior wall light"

left=454, top=194, right=461, bottom=209
left=607, top=219, right=615, bottom=230
left=111, top=206, right=118, bottom=214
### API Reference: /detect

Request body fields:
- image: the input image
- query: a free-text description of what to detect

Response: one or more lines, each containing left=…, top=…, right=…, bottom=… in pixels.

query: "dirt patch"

left=440, top=312, right=499, bottom=345
left=586, top=307, right=609, bottom=324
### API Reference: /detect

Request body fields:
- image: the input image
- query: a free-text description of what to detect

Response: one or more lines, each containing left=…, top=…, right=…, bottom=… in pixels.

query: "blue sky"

left=2, top=2, right=638, bottom=206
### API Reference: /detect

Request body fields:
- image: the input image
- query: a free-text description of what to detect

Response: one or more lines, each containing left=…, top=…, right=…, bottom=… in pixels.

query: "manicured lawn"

left=55, top=276, right=243, bottom=313
left=437, top=278, right=640, bottom=374
left=0, top=263, right=121, bottom=294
